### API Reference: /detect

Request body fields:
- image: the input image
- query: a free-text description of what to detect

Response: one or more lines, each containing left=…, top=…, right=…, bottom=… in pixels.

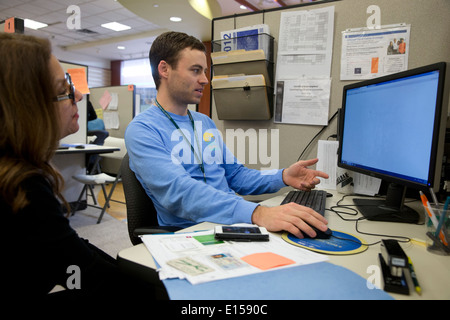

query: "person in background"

left=0, top=33, right=160, bottom=303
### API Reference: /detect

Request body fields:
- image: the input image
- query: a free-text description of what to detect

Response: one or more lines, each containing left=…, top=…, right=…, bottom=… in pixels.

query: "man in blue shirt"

left=125, top=31, right=329, bottom=239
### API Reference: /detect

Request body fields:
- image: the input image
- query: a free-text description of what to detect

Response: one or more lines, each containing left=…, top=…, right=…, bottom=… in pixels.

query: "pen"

left=429, top=187, right=439, bottom=205
left=435, top=196, right=450, bottom=245
left=419, top=191, right=448, bottom=246
left=408, top=256, right=421, bottom=295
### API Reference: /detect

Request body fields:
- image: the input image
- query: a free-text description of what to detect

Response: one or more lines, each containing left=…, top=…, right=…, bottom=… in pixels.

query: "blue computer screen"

left=340, top=70, right=440, bottom=186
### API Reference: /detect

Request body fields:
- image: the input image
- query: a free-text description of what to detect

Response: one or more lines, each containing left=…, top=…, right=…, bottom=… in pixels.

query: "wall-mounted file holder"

left=211, top=33, right=274, bottom=120
left=211, top=49, right=274, bottom=87
left=212, top=75, right=273, bottom=120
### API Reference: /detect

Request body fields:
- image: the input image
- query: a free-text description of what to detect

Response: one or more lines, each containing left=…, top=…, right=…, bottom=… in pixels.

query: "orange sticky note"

left=67, top=68, right=90, bottom=94
left=4, top=17, right=15, bottom=33
left=371, top=57, right=379, bottom=74
left=241, top=252, right=295, bottom=270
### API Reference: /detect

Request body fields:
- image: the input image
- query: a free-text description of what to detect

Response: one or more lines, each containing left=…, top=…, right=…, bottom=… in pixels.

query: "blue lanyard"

left=155, top=99, right=206, bottom=183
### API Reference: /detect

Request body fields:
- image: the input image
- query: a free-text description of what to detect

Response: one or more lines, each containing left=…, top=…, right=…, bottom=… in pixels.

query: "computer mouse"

left=303, top=226, right=332, bottom=239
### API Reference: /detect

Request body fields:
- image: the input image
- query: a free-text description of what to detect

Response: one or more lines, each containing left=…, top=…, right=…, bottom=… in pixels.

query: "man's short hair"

left=149, top=31, right=206, bottom=89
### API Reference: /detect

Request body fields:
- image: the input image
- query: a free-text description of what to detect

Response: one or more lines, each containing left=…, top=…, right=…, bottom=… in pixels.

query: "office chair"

left=120, top=153, right=181, bottom=245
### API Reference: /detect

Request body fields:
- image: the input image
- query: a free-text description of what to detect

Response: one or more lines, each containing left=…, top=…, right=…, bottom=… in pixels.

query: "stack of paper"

left=141, top=227, right=328, bottom=285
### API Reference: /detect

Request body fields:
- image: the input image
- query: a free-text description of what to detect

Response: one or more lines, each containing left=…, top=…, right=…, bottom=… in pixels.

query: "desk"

left=118, top=190, right=450, bottom=300
left=53, top=144, right=120, bottom=203
left=55, top=144, right=120, bottom=155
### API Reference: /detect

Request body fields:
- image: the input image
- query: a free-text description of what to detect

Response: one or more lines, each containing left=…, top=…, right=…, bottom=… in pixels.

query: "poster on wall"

left=274, top=78, right=331, bottom=125
left=276, top=6, right=334, bottom=79
left=340, top=24, right=411, bottom=80
left=274, top=6, right=334, bottom=125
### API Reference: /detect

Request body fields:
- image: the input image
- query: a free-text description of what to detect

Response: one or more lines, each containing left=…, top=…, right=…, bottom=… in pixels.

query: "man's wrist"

left=281, top=168, right=288, bottom=186
left=251, top=205, right=262, bottom=225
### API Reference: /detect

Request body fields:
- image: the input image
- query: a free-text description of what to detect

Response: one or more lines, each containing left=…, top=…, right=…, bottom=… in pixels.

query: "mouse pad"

left=282, top=230, right=368, bottom=255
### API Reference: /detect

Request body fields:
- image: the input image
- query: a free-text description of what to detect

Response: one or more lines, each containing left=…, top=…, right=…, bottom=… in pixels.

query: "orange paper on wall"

left=4, top=17, right=15, bottom=33
left=67, top=68, right=90, bottom=94
left=371, top=57, right=379, bottom=74
left=241, top=252, right=295, bottom=270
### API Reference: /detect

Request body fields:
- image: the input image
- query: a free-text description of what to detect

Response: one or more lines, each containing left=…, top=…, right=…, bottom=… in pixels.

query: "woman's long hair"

left=0, top=33, right=67, bottom=212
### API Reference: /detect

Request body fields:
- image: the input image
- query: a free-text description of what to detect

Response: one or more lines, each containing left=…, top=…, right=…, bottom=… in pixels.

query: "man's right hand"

left=251, top=203, right=328, bottom=238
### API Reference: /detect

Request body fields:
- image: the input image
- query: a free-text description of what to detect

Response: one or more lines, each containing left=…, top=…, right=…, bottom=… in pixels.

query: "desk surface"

left=55, top=144, right=119, bottom=155
left=118, top=190, right=450, bottom=300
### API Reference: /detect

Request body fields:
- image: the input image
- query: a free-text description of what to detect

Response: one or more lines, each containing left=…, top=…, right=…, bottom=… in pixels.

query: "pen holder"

left=423, top=204, right=450, bottom=256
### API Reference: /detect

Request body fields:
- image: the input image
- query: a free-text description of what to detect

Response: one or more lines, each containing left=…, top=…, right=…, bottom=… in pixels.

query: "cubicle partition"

left=88, top=85, right=135, bottom=174
left=211, top=0, right=450, bottom=201
left=89, top=85, right=136, bottom=139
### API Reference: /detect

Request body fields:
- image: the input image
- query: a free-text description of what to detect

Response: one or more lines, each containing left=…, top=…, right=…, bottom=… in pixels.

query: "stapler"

left=379, top=239, right=409, bottom=295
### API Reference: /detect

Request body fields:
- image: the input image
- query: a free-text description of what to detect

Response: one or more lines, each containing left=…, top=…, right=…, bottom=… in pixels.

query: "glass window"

left=121, top=58, right=157, bottom=114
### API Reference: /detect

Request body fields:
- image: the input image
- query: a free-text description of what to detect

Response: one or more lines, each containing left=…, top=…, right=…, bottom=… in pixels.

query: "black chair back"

left=120, top=153, right=158, bottom=245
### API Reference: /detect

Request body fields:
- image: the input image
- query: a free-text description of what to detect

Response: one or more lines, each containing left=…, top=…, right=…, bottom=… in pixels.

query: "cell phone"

left=214, top=225, right=269, bottom=242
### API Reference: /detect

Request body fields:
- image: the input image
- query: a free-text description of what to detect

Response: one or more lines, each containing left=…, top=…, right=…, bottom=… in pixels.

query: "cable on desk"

left=326, top=193, right=411, bottom=246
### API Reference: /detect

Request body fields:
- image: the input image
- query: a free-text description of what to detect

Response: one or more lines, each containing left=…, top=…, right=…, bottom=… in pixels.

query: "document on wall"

left=99, top=90, right=112, bottom=110
left=103, top=111, right=119, bottom=129
left=340, top=24, right=410, bottom=80
left=141, top=228, right=328, bottom=285
left=274, top=78, right=331, bottom=125
left=107, top=92, right=119, bottom=110
left=276, top=6, right=334, bottom=79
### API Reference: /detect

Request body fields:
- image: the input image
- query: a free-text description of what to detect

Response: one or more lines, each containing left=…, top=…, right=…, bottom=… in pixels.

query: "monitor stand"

left=353, top=183, right=420, bottom=224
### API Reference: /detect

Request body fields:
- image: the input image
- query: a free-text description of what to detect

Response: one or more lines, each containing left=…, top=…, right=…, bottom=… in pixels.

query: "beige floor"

left=97, top=182, right=127, bottom=221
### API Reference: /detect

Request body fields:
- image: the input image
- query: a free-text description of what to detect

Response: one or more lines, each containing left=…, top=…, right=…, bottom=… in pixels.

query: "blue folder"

left=163, top=262, right=393, bottom=300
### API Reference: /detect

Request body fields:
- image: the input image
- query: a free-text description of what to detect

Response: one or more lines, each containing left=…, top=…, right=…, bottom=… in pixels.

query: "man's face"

left=166, top=47, right=208, bottom=106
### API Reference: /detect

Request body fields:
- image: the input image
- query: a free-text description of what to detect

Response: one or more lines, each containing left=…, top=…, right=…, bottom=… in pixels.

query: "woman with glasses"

left=0, top=33, right=159, bottom=303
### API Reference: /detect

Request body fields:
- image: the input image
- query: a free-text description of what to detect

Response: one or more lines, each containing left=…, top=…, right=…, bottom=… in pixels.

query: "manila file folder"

left=212, top=74, right=273, bottom=120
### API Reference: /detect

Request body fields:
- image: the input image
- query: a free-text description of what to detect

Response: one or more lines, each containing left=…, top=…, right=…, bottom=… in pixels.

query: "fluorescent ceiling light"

left=117, top=45, right=126, bottom=50
left=240, top=5, right=247, bottom=10
left=24, top=18, right=48, bottom=30
left=101, top=22, right=131, bottom=31
left=170, top=17, right=182, bottom=22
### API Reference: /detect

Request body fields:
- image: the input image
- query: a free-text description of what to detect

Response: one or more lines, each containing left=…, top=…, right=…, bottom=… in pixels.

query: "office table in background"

left=53, top=144, right=120, bottom=203
left=55, top=144, right=120, bottom=155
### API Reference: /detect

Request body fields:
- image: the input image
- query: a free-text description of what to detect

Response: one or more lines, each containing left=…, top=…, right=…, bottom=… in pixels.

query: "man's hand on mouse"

left=251, top=203, right=329, bottom=239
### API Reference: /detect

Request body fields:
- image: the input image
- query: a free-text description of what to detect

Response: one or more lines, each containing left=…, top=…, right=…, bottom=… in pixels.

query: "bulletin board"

left=210, top=0, right=450, bottom=202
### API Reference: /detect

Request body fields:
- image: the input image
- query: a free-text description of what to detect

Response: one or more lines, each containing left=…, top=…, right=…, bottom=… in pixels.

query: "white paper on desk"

left=316, top=140, right=382, bottom=195
left=141, top=228, right=327, bottom=285
left=316, top=140, right=338, bottom=190
left=352, top=173, right=381, bottom=196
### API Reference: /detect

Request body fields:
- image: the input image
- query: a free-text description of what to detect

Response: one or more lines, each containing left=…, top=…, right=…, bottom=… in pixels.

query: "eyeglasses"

left=54, top=73, right=75, bottom=102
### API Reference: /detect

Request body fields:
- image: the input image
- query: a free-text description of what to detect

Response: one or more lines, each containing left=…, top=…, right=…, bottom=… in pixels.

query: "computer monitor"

left=338, top=62, right=447, bottom=223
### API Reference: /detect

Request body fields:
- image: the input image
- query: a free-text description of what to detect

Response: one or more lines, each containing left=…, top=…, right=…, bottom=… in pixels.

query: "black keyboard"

left=280, top=189, right=327, bottom=216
